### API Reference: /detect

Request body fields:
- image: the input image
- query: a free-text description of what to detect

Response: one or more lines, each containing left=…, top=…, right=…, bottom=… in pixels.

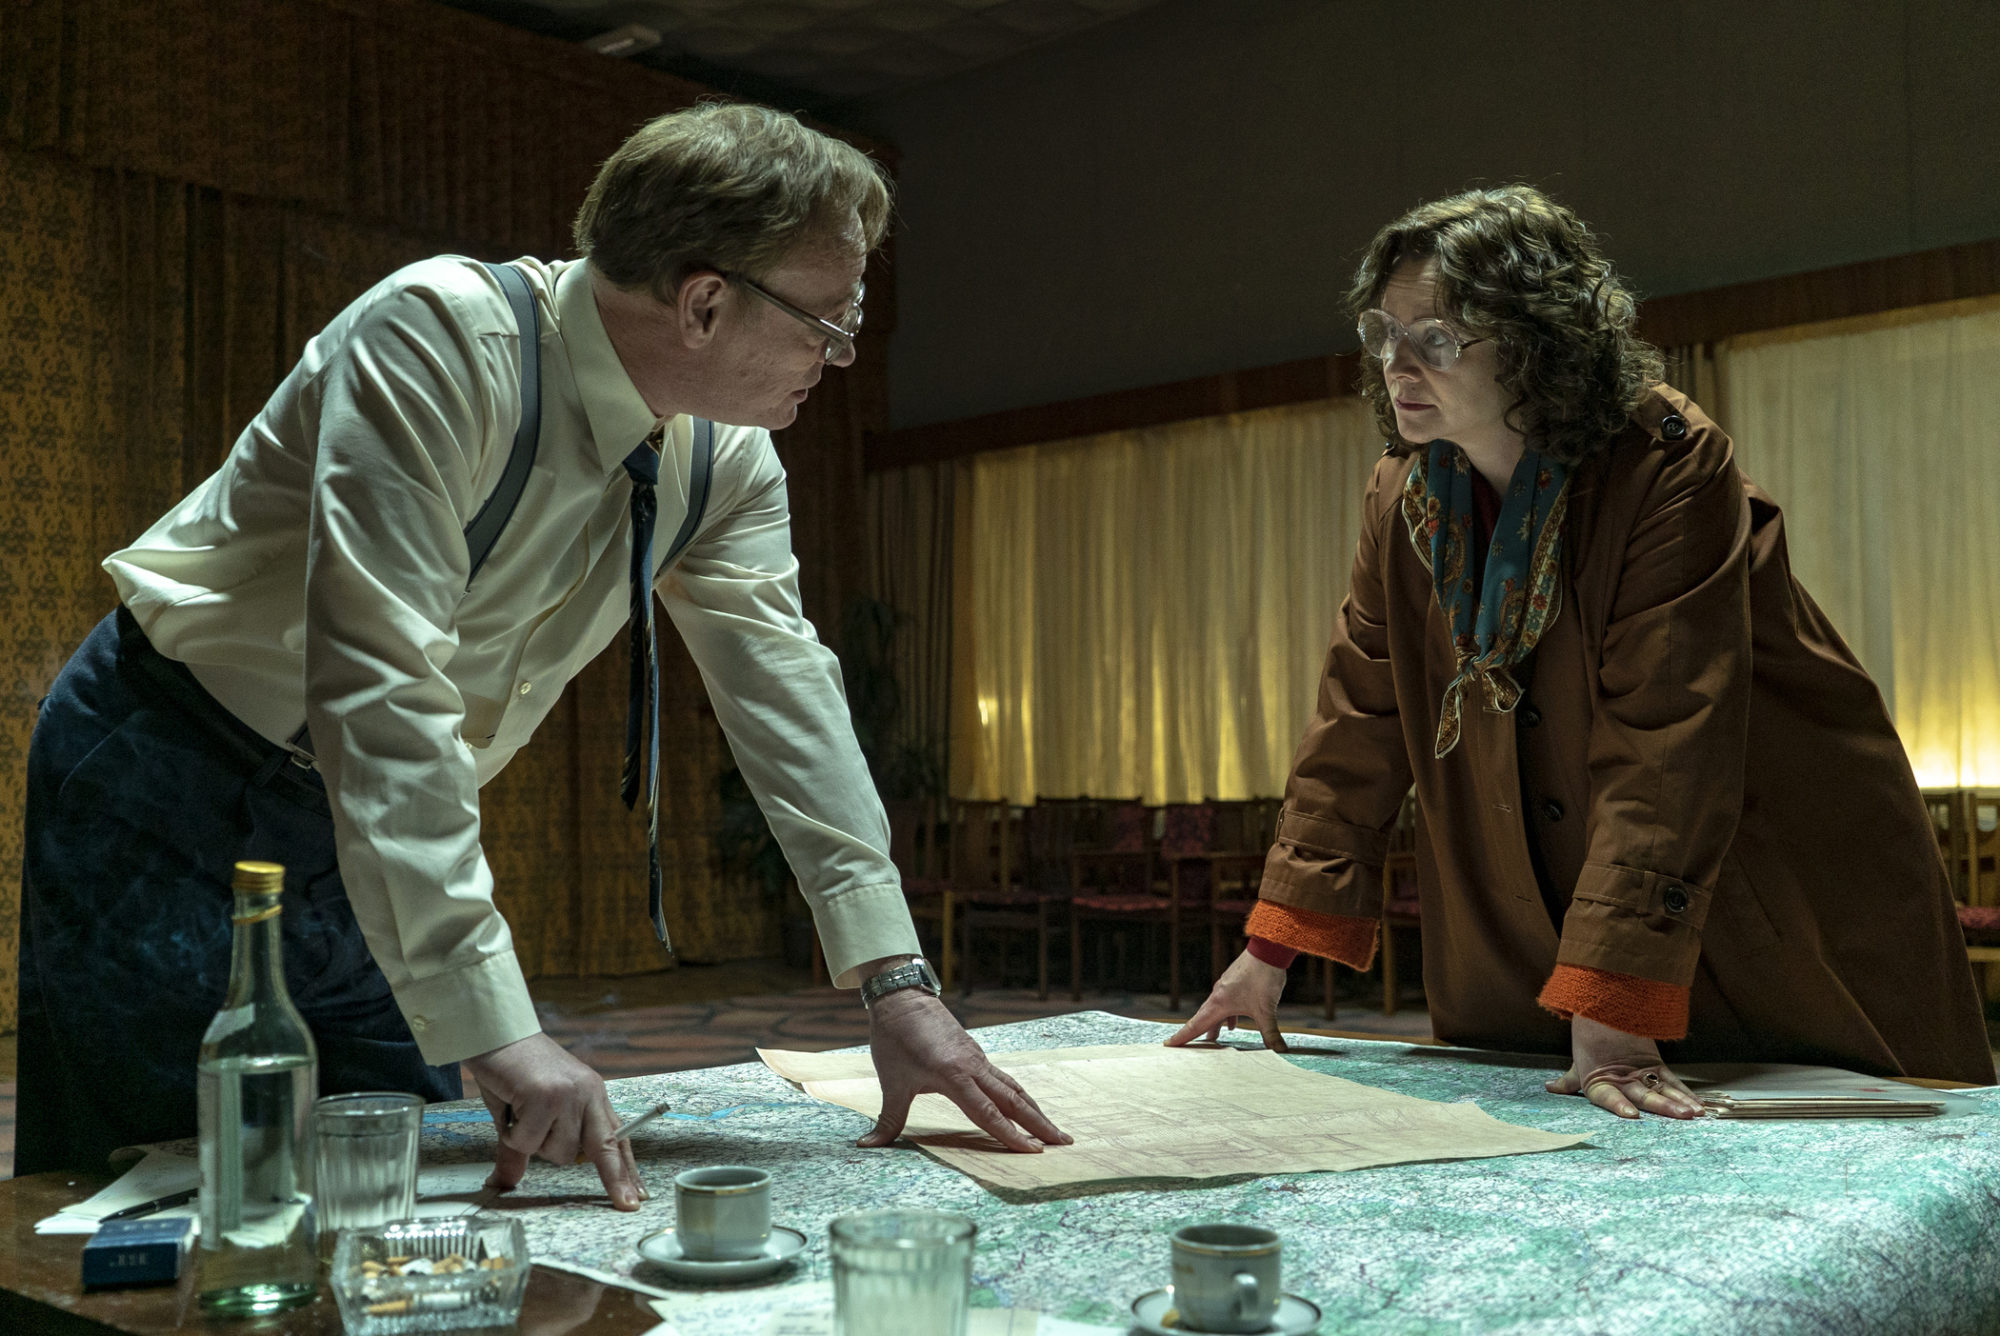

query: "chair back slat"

left=947, top=799, right=1012, bottom=891
left=1160, top=802, right=1214, bottom=856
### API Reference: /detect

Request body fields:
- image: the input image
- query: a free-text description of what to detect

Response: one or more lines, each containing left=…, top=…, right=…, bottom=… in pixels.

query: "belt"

left=113, top=606, right=328, bottom=808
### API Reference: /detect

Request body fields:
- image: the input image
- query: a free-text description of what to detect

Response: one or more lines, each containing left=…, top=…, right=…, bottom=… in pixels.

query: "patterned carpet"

left=0, top=959, right=1436, bottom=1182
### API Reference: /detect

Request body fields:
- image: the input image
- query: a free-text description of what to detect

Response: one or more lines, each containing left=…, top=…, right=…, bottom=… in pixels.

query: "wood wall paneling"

left=0, top=0, right=897, bottom=1034
left=868, top=237, right=2000, bottom=471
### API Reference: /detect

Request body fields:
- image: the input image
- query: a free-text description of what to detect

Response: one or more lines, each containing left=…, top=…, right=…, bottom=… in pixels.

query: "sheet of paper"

left=758, top=1041, right=1587, bottom=1193
left=35, top=1148, right=201, bottom=1234
left=35, top=1143, right=494, bottom=1235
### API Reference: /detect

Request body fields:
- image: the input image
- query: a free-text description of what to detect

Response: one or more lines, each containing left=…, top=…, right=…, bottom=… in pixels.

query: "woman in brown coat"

left=1169, top=186, right=1994, bottom=1114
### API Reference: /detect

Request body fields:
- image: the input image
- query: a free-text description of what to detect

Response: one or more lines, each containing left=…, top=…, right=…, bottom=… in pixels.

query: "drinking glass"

left=829, top=1209, right=977, bottom=1336
left=313, top=1092, right=423, bottom=1257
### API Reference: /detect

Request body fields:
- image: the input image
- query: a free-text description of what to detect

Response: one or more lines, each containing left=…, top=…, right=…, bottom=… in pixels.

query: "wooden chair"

left=1073, top=801, right=1239, bottom=1008
left=1070, top=800, right=1185, bottom=1004
left=1951, top=790, right=2000, bottom=1003
left=908, top=800, right=1013, bottom=991
left=1202, top=847, right=1283, bottom=998
left=956, top=799, right=1080, bottom=999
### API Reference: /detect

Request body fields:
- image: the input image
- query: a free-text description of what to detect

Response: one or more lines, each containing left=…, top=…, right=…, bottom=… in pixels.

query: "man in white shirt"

left=17, top=103, right=1065, bottom=1195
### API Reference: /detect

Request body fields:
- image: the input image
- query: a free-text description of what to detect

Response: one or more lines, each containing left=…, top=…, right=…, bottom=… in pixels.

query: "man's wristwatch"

left=859, top=957, right=943, bottom=1009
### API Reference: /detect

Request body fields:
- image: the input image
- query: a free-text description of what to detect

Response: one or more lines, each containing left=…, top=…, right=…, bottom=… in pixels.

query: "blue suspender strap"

left=287, top=260, right=543, bottom=765
left=464, top=261, right=543, bottom=585
left=663, top=418, right=715, bottom=566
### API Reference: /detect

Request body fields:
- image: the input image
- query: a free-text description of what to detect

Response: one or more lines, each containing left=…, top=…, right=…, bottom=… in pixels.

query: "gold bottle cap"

left=231, top=861, right=286, bottom=896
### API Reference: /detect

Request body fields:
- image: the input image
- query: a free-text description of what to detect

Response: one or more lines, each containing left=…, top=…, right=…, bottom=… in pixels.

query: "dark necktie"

left=622, top=432, right=668, bottom=948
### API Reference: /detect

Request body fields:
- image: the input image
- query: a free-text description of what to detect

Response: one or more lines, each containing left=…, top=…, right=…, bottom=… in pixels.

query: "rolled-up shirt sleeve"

left=301, top=278, right=540, bottom=1066
left=659, top=436, right=919, bottom=988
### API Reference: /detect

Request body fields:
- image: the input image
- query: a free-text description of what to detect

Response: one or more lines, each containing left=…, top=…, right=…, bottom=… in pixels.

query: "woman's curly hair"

left=1349, top=185, right=1663, bottom=465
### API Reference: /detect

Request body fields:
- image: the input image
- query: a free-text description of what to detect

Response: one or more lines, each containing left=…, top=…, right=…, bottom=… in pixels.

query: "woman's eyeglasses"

left=1357, top=309, right=1486, bottom=372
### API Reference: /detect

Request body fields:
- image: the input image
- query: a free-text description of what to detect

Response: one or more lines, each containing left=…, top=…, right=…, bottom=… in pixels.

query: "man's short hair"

left=574, top=102, right=892, bottom=300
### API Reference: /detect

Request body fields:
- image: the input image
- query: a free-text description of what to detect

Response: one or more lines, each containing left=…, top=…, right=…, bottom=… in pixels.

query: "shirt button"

left=1521, top=704, right=1542, bottom=727
left=1663, top=885, right=1690, bottom=914
left=1660, top=412, right=1689, bottom=441
left=1541, top=799, right=1564, bottom=822
left=410, top=1016, right=429, bottom=1032
left=518, top=681, right=533, bottom=696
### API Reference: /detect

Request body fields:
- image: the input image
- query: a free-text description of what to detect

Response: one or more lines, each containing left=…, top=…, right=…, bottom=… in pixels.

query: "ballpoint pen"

left=99, top=1186, right=199, bottom=1222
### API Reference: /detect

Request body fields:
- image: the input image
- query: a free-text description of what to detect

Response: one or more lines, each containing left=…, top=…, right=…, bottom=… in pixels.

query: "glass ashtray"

left=329, top=1214, right=529, bottom=1334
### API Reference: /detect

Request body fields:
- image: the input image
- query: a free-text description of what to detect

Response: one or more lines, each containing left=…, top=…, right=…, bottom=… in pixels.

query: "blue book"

left=82, top=1216, right=194, bottom=1289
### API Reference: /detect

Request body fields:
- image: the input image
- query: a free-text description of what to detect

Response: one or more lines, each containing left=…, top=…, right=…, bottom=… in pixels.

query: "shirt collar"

left=556, top=259, right=680, bottom=474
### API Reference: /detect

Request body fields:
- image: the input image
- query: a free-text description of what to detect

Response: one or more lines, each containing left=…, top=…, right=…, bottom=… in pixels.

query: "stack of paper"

left=1680, top=1062, right=1966, bottom=1120
left=1699, top=1091, right=1943, bottom=1119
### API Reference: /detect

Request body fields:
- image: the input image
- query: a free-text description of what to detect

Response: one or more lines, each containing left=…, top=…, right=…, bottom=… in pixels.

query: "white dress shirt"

left=105, top=255, right=919, bottom=1065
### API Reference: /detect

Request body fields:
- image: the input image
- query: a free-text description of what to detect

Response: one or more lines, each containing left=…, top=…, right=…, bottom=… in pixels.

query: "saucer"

left=636, top=1225, right=807, bottom=1282
left=1129, top=1286, right=1323, bottom=1335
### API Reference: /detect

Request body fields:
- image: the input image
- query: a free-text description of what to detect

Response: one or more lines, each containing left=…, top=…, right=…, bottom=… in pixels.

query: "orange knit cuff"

left=1537, top=964, right=1689, bottom=1041
left=1244, top=901, right=1379, bottom=972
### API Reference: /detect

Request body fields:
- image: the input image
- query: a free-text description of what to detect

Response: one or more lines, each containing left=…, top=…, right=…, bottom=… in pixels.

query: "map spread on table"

left=395, top=1011, right=2000, bottom=1335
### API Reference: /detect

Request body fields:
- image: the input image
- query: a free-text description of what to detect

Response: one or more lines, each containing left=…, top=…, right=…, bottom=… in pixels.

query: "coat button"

left=1663, top=884, right=1689, bottom=914
left=1520, top=704, right=1542, bottom=727
left=1541, top=798, right=1564, bottom=822
left=1660, top=413, right=1688, bottom=441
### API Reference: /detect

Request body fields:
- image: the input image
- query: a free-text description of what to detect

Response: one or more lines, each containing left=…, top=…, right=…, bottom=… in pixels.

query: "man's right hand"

left=1164, top=950, right=1290, bottom=1051
left=463, top=1032, right=646, bottom=1210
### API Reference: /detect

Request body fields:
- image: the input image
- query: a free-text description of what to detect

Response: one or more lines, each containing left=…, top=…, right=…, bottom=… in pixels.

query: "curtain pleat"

left=0, top=0, right=891, bottom=1030
left=960, top=398, right=1383, bottom=803
left=1723, top=303, right=2000, bottom=787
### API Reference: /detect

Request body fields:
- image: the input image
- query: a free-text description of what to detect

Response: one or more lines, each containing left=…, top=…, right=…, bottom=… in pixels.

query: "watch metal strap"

left=862, top=959, right=937, bottom=1006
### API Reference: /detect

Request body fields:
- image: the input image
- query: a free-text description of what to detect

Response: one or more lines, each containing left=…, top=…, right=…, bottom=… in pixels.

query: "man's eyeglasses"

left=728, top=273, right=865, bottom=363
left=1357, top=308, right=1487, bottom=372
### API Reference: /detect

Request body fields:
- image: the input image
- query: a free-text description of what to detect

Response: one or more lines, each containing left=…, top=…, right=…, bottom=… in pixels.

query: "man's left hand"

left=858, top=988, right=1072, bottom=1153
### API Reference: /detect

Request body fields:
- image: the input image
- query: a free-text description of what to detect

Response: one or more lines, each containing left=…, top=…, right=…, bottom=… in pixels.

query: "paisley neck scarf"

left=1400, top=442, right=1571, bottom=758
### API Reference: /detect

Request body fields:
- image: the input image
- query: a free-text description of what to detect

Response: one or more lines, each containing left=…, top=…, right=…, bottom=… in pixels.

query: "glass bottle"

left=197, top=860, right=319, bottom=1315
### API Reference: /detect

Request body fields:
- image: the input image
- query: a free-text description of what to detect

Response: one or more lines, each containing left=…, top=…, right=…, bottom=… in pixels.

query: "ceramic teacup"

left=1170, top=1223, right=1281, bottom=1333
left=673, top=1165, right=772, bottom=1261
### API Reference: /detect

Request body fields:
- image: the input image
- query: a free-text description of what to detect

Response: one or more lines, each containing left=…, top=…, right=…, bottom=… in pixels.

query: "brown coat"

left=1261, top=384, right=1994, bottom=1084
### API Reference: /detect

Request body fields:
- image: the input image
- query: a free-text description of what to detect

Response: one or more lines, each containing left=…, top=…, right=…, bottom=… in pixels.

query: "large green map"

left=416, top=1012, right=2000, bottom=1335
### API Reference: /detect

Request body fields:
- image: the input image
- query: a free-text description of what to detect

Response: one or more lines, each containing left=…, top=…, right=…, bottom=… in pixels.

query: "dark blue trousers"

left=15, top=608, right=461, bottom=1176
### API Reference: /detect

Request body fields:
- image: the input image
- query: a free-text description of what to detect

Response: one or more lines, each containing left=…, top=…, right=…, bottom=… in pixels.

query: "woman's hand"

left=1545, top=1015, right=1704, bottom=1119
left=1165, top=950, right=1290, bottom=1051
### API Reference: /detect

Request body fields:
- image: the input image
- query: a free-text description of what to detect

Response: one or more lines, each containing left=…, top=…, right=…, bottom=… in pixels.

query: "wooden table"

left=0, top=1173, right=663, bottom=1336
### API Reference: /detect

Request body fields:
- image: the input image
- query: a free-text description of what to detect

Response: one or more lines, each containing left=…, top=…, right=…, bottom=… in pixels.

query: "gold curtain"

left=957, top=398, right=1384, bottom=803
left=1720, top=297, right=2000, bottom=787
left=0, top=0, right=892, bottom=1031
